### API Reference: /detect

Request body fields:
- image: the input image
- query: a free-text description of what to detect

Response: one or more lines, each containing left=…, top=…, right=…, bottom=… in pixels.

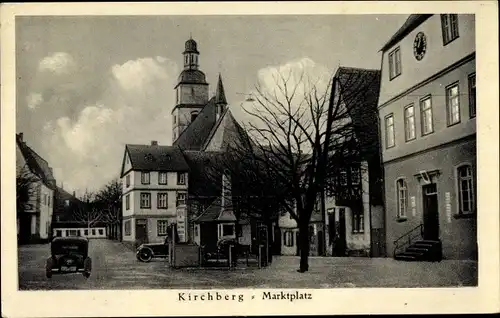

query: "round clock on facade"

left=413, top=32, right=427, bottom=61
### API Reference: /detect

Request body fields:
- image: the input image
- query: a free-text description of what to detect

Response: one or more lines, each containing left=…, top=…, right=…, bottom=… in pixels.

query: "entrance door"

left=422, top=183, right=439, bottom=240
left=135, top=219, right=148, bottom=246
left=317, top=230, right=324, bottom=256
left=336, top=208, right=347, bottom=256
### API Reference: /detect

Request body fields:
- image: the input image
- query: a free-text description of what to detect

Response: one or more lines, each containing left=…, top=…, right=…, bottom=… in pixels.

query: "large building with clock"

left=377, top=14, right=476, bottom=260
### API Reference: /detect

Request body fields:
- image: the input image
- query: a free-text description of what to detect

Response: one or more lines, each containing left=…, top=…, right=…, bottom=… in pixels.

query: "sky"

left=16, top=14, right=409, bottom=196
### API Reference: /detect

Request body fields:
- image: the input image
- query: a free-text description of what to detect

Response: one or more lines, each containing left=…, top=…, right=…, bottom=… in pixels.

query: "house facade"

left=378, top=14, right=477, bottom=260
left=120, top=143, right=190, bottom=248
left=16, top=133, right=56, bottom=244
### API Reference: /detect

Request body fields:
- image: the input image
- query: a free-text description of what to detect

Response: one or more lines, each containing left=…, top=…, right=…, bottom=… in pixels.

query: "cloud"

left=38, top=52, right=76, bottom=75
left=232, top=57, right=332, bottom=125
left=41, top=56, right=179, bottom=193
left=26, top=92, right=43, bottom=110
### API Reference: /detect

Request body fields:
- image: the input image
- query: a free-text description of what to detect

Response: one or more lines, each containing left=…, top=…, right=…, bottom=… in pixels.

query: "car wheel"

left=45, top=257, right=53, bottom=278
left=138, top=248, right=153, bottom=262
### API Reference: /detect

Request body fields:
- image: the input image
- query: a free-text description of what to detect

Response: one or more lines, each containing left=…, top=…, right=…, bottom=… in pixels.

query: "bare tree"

left=95, top=179, right=122, bottom=240
left=211, top=67, right=380, bottom=272
left=72, top=190, right=103, bottom=230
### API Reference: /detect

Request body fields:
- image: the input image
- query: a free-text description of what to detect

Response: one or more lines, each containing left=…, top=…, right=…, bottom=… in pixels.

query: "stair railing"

left=393, top=223, right=424, bottom=258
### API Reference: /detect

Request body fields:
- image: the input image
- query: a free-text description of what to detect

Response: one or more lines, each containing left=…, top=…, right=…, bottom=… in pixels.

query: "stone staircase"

left=394, top=240, right=442, bottom=262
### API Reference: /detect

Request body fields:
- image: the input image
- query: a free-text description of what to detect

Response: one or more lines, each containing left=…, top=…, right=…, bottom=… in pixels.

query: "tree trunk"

left=298, top=222, right=310, bottom=272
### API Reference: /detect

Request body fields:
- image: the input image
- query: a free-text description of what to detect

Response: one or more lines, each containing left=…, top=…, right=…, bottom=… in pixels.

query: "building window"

left=385, top=114, right=395, bottom=148
left=140, top=192, right=151, bottom=209
left=98, top=229, right=104, bottom=235
left=194, top=225, right=199, bottom=237
left=469, top=73, right=476, bottom=118
left=174, top=115, right=177, bottom=124
left=159, top=172, right=168, bottom=185
left=56, top=230, right=62, bottom=237
left=420, top=96, right=434, bottom=135
left=48, top=196, right=51, bottom=207
left=125, top=194, right=130, bottom=210
left=84, top=229, right=88, bottom=236
left=177, top=172, right=186, bottom=185
left=457, top=165, right=475, bottom=214
left=157, top=220, right=169, bottom=236
left=64, top=199, right=70, bottom=207
left=396, top=179, right=408, bottom=218
left=124, top=220, right=131, bottom=236
left=92, top=229, right=96, bottom=236
left=222, top=224, right=234, bottom=236
left=126, top=175, right=130, bottom=187
left=388, top=46, right=401, bottom=80
left=404, top=104, right=416, bottom=141
left=43, top=194, right=47, bottom=205
left=350, top=167, right=360, bottom=185
left=339, top=168, right=348, bottom=186
left=157, top=193, right=168, bottom=209
left=441, top=14, right=459, bottom=45
left=176, top=192, right=186, bottom=207
left=141, top=172, right=150, bottom=185
left=68, top=229, right=78, bottom=237
left=284, top=231, right=294, bottom=247
left=352, top=209, right=364, bottom=233
left=446, top=83, right=461, bottom=126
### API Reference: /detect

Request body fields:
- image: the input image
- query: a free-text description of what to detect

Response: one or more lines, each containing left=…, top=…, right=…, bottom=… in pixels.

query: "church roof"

left=173, top=97, right=218, bottom=150
left=122, top=144, right=189, bottom=176
left=181, top=150, right=223, bottom=198
left=176, top=69, right=208, bottom=86
left=215, top=74, right=227, bottom=105
left=183, top=38, right=199, bottom=54
left=202, top=108, right=249, bottom=152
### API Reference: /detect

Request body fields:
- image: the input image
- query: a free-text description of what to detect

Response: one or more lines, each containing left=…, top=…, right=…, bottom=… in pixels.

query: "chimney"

left=151, top=140, right=158, bottom=146
left=18, top=133, right=23, bottom=141
left=73, top=191, right=76, bottom=197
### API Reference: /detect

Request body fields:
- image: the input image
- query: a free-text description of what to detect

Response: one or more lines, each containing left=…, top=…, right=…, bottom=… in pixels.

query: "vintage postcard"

left=1, top=1, right=499, bottom=317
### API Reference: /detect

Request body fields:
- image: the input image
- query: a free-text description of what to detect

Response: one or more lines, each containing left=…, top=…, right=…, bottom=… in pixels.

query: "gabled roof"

left=173, top=97, right=218, bottom=150
left=121, top=144, right=189, bottom=176
left=16, top=133, right=55, bottom=189
left=380, top=14, right=433, bottom=52
left=193, top=197, right=236, bottom=223
left=335, top=66, right=381, bottom=155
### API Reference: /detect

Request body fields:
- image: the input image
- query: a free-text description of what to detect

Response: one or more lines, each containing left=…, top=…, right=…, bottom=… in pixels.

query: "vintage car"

left=45, top=236, right=92, bottom=278
left=136, top=236, right=169, bottom=262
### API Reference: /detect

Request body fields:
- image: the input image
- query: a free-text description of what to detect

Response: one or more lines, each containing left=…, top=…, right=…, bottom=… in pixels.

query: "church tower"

left=172, top=37, right=209, bottom=143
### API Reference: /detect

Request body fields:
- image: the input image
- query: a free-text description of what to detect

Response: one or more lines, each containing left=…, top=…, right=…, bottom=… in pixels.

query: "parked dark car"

left=136, top=236, right=169, bottom=262
left=45, top=236, right=92, bottom=278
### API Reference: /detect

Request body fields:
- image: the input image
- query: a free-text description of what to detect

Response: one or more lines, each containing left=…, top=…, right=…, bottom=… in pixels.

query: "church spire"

left=215, top=73, right=227, bottom=106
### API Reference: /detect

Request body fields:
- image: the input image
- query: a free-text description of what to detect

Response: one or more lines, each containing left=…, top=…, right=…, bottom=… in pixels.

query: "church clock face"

left=413, top=32, right=427, bottom=61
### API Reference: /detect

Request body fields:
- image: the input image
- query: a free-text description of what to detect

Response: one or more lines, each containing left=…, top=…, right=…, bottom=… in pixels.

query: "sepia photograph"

left=1, top=2, right=499, bottom=317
